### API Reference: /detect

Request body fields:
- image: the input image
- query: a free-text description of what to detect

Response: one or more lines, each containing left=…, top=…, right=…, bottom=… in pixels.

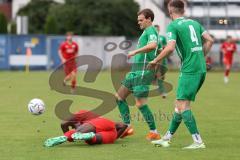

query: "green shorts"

left=177, top=72, right=206, bottom=101
left=122, top=71, right=155, bottom=98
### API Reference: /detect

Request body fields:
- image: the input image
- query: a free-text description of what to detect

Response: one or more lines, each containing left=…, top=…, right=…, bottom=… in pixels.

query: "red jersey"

left=60, top=41, right=78, bottom=60
left=73, top=110, right=116, bottom=133
left=221, top=42, right=237, bottom=59
left=73, top=110, right=100, bottom=124
left=65, top=110, right=118, bottom=144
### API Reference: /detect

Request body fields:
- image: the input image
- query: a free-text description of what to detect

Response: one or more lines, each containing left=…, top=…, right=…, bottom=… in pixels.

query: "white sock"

left=163, top=131, right=173, bottom=140
left=192, top=134, right=203, bottom=144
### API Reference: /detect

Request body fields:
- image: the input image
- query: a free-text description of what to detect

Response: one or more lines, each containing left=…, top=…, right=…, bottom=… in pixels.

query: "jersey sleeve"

left=162, top=36, right=167, bottom=46
left=221, top=43, right=225, bottom=50
left=157, top=41, right=163, bottom=51
left=147, top=28, right=158, bottom=44
left=167, top=23, right=177, bottom=42
left=59, top=42, right=64, bottom=52
left=200, top=24, right=207, bottom=36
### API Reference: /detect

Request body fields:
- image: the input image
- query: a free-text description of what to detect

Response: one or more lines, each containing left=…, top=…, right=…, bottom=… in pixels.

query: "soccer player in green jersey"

left=149, top=0, right=214, bottom=149
left=115, top=9, right=161, bottom=141
left=154, top=24, right=168, bottom=98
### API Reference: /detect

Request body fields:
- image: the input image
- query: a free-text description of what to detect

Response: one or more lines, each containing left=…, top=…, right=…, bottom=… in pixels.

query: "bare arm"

left=153, top=41, right=176, bottom=63
left=61, top=119, right=76, bottom=133
left=75, top=43, right=79, bottom=58
left=202, top=33, right=214, bottom=57
left=58, top=48, right=66, bottom=63
left=128, top=42, right=157, bottom=58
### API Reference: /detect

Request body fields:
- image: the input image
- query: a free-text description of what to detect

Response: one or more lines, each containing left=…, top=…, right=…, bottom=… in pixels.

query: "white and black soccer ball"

left=28, top=98, right=45, bottom=115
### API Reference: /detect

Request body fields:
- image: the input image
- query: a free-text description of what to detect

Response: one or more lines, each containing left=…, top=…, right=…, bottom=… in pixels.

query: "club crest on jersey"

left=149, top=35, right=157, bottom=41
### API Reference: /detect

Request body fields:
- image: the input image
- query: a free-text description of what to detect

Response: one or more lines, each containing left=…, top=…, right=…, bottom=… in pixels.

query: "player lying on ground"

left=44, top=110, right=131, bottom=147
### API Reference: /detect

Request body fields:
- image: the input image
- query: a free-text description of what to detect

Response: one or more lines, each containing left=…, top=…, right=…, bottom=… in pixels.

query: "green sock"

left=139, top=104, right=156, bottom=130
left=181, top=110, right=199, bottom=134
left=168, top=112, right=182, bottom=134
left=72, top=132, right=95, bottom=140
left=81, top=132, right=95, bottom=140
left=116, top=100, right=131, bottom=124
left=157, top=79, right=165, bottom=93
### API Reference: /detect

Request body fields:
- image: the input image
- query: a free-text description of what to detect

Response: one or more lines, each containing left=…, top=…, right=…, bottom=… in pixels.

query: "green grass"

left=0, top=71, right=240, bottom=160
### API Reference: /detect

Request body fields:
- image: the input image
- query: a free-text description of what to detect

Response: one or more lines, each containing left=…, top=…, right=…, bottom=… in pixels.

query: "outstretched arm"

left=127, top=42, right=157, bottom=58
left=147, top=41, right=175, bottom=69
left=61, top=117, right=76, bottom=133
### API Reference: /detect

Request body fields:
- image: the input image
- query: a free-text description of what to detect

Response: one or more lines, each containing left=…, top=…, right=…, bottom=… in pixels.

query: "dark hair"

left=154, top=24, right=159, bottom=28
left=168, top=0, right=185, bottom=14
left=137, top=9, right=154, bottom=21
left=227, top=35, right=232, bottom=39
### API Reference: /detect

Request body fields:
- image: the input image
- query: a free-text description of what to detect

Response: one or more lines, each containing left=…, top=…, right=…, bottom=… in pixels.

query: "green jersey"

left=158, top=35, right=167, bottom=50
left=167, top=17, right=206, bottom=73
left=157, top=34, right=168, bottom=67
left=132, top=25, right=158, bottom=72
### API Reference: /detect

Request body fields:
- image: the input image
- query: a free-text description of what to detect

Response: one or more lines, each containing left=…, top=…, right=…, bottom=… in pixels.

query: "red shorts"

left=64, top=61, right=77, bottom=75
left=86, top=118, right=117, bottom=144
left=64, top=118, right=117, bottom=144
left=223, top=56, right=233, bottom=66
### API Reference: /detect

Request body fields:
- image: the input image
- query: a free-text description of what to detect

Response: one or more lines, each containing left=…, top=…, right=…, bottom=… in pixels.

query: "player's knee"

left=136, top=102, right=143, bottom=108
left=175, top=100, right=190, bottom=113
left=135, top=99, right=147, bottom=108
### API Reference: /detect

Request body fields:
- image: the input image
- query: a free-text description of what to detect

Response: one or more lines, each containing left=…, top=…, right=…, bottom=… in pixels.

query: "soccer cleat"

left=183, top=142, right=206, bottom=149
left=151, top=139, right=170, bottom=147
left=120, top=126, right=134, bottom=139
left=44, top=136, right=67, bottom=147
left=72, top=132, right=95, bottom=141
left=146, top=132, right=161, bottom=141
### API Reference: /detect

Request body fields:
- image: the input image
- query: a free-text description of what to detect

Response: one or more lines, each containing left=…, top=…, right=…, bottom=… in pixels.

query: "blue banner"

left=9, top=35, right=46, bottom=55
left=48, top=36, right=65, bottom=69
left=0, top=35, right=9, bottom=69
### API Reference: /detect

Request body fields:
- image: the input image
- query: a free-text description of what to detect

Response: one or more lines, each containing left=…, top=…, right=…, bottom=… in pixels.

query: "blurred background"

left=0, top=0, right=239, bottom=71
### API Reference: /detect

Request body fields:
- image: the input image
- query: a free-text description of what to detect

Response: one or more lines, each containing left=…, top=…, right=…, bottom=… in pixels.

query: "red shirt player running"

left=221, top=36, right=237, bottom=83
left=44, top=110, right=133, bottom=147
left=58, top=32, right=79, bottom=92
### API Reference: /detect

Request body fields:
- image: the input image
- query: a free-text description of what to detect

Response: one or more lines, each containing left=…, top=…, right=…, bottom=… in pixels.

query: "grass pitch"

left=0, top=71, right=239, bottom=160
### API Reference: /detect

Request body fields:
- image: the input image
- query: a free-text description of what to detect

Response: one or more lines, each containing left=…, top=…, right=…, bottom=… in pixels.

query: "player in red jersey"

left=44, top=110, right=132, bottom=147
left=58, top=32, right=79, bottom=92
left=221, top=36, right=237, bottom=83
